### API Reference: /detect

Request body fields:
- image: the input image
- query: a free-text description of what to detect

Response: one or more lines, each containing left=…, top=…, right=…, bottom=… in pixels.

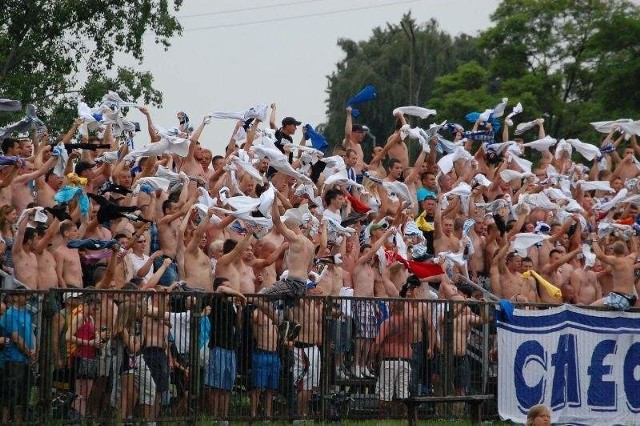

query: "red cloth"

left=344, top=192, right=371, bottom=214
left=407, top=260, right=444, bottom=278
left=617, top=216, right=634, bottom=225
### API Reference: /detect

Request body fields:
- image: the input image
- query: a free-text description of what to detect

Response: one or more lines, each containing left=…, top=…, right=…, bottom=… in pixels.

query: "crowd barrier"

left=0, top=288, right=499, bottom=423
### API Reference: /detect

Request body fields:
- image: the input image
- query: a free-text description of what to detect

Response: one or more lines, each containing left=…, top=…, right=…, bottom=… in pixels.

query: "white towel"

left=595, top=188, right=628, bottom=212
left=590, top=119, right=640, bottom=137
left=228, top=155, right=264, bottom=183
left=523, top=136, right=557, bottom=151
left=472, top=174, right=492, bottom=187
left=514, top=121, right=537, bottom=135
left=582, top=244, right=596, bottom=268
left=507, top=152, right=533, bottom=173
left=393, top=106, right=436, bottom=119
left=399, top=124, right=426, bottom=145
left=251, top=139, right=312, bottom=185
left=512, top=233, right=550, bottom=257
left=566, top=138, right=600, bottom=161
left=500, top=169, right=534, bottom=183
left=209, top=104, right=269, bottom=122
left=134, top=177, right=171, bottom=192
left=437, top=146, right=472, bottom=174
left=504, top=102, right=523, bottom=126
left=555, top=139, right=573, bottom=159
left=124, top=136, right=190, bottom=162
left=576, top=180, right=614, bottom=193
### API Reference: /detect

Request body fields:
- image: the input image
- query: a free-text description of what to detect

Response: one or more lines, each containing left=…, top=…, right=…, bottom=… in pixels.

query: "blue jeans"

left=153, top=257, right=178, bottom=286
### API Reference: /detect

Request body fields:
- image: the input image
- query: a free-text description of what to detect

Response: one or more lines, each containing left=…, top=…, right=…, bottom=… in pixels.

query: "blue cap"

left=417, top=188, right=436, bottom=202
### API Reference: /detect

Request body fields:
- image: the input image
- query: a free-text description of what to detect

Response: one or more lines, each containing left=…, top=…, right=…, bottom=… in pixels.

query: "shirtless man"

left=438, top=295, right=491, bottom=403
left=568, top=258, right=602, bottom=305
left=142, top=289, right=172, bottom=415
left=257, top=197, right=316, bottom=328
left=183, top=207, right=215, bottom=290
left=179, top=117, right=210, bottom=178
left=612, top=148, right=640, bottom=180
left=540, top=247, right=580, bottom=301
left=371, top=297, right=414, bottom=418
left=54, top=220, right=83, bottom=288
left=35, top=167, right=63, bottom=209
left=342, top=107, right=367, bottom=177
left=34, top=219, right=60, bottom=290
left=434, top=197, right=460, bottom=254
left=251, top=240, right=288, bottom=294
left=351, top=227, right=394, bottom=378
left=590, top=237, right=638, bottom=310
left=155, top=196, right=191, bottom=285
left=290, top=287, right=323, bottom=419
left=215, top=233, right=253, bottom=293
left=498, top=251, right=537, bottom=302
left=250, top=309, right=280, bottom=421
left=237, top=244, right=257, bottom=294
left=12, top=209, right=39, bottom=288
left=11, top=152, right=57, bottom=213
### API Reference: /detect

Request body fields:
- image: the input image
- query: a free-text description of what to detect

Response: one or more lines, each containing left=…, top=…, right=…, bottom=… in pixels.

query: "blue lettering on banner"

left=514, top=340, right=546, bottom=412
left=623, top=342, right=640, bottom=413
left=550, top=334, right=580, bottom=409
left=587, top=339, right=617, bottom=411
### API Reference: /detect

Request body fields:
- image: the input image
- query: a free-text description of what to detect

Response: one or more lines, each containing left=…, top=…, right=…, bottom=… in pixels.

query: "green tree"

left=0, top=0, right=182, bottom=132
left=473, top=0, right=640, bottom=141
left=322, top=14, right=485, bottom=157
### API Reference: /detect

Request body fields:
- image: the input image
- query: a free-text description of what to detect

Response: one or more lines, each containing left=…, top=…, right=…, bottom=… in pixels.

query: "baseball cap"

left=75, top=161, right=96, bottom=175
left=282, top=117, right=301, bottom=127
left=352, top=124, right=366, bottom=133
left=369, top=222, right=387, bottom=233
left=417, top=188, right=436, bottom=202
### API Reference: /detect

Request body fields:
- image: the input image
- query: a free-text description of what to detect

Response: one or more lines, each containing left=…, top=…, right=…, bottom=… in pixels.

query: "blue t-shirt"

left=3, top=306, right=34, bottom=363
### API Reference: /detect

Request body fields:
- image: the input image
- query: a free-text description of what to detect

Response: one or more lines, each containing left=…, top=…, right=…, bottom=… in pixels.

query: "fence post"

left=38, top=291, right=56, bottom=421
left=187, top=291, right=203, bottom=423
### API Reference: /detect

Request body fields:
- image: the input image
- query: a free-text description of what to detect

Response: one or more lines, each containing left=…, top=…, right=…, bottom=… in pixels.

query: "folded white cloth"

left=209, top=104, right=269, bottom=122
left=507, top=151, right=533, bottom=173
left=555, top=139, right=573, bottom=159
left=51, top=144, right=69, bottom=177
left=251, top=138, right=312, bottom=185
left=102, top=91, right=141, bottom=109
left=77, top=99, right=103, bottom=131
left=421, top=121, right=448, bottom=139
left=566, top=138, right=600, bottom=161
left=523, top=136, right=557, bottom=151
left=472, top=173, right=492, bottom=187
left=438, top=251, right=467, bottom=266
left=228, top=155, right=264, bottom=183
left=621, top=194, right=640, bottom=205
left=492, top=98, right=509, bottom=118
left=500, top=169, right=534, bottom=183
left=519, top=193, right=558, bottom=210
left=576, top=180, right=614, bottom=193
left=399, top=124, right=426, bottom=145
left=512, top=233, right=550, bottom=257
left=381, top=180, right=413, bottom=206
left=94, top=150, right=119, bottom=164
left=393, top=106, right=436, bottom=119
left=514, top=120, right=537, bottom=135
left=595, top=188, right=628, bottom=212
left=125, top=132, right=190, bottom=162
left=544, top=188, right=571, bottom=201
left=591, top=119, right=640, bottom=137
left=582, top=244, right=596, bottom=268
left=504, top=102, right=523, bottom=126
left=224, top=194, right=262, bottom=215
left=257, top=183, right=275, bottom=218
left=437, top=146, right=472, bottom=174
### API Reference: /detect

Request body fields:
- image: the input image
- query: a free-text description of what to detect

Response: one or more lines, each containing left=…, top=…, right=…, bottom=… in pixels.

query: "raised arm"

left=355, top=227, right=394, bottom=265
left=271, top=195, right=297, bottom=241
left=342, top=107, right=353, bottom=147
left=269, top=103, right=277, bottom=130
left=216, top=231, right=253, bottom=268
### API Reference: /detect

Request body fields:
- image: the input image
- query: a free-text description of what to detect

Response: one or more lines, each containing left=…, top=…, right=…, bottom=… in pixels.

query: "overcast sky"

left=125, top=0, right=500, bottom=153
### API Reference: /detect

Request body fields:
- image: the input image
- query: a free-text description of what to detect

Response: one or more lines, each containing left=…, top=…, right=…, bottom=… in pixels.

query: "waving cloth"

left=124, top=134, right=191, bottom=162
left=400, top=124, right=426, bottom=145
left=0, top=104, right=46, bottom=139
left=393, top=106, right=436, bottom=119
left=51, top=144, right=70, bottom=177
left=595, top=188, right=628, bottom=212
left=575, top=180, right=614, bottom=193
left=504, top=102, right=523, bottom=126
left=251, top=138, right=312, bottom=185
left=500, top=169, right=534, bottom=183
left=0, top=99, right=22, bottom=112
left=77, top=100, right=103, bottom=131
left=87, top=193, right=139, bottom=224
left=303, top=124, right=329, bottom=152
left=437, top=146, right=472, bottom=174
left=514, top=120, right=538, bottom=135
left=101, top=108, right=136, bottom=138
left=67, top=239, right=119, bottom=250
left=512, top=233, right=550, bottom=257
left=523, top=136, right=557, bottom=152
left=209, top=104, right=269, bottom=123
left=54, top=186, right=90, bottom=217
left=566, top=138, right=600, bottom=161
left=228, top=155, right=264, bottom=183
left=521, top=270, right=562, bottom=302
left=591, top=119, right=640, bottom=138
left=102, top=91, right=141, bottom=109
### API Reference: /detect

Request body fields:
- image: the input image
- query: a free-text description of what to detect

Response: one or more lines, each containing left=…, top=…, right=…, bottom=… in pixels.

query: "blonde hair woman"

left=526, top=404, right=551, bottom=426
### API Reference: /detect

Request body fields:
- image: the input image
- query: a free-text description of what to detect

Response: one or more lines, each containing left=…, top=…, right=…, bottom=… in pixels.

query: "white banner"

left=497, top=304, right=640, bottom=425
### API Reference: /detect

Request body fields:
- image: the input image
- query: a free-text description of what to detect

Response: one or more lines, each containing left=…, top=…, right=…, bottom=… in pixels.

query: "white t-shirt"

left=128, top=253, right=153, bottom=281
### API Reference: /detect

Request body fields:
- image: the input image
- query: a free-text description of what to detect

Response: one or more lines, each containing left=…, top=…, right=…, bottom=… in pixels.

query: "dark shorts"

left=261, top=278, right=307, bottom=299
left=1, top=362, right=30, bottom=406
left=142, top=346, right=170, bottom=392
left=251, top=349, right=281, bottom=391
left=328, top=318, right=352, bottom=352
left=74, top=356, right=98, bottom=380
left=452, top=355, right=470, bottom=392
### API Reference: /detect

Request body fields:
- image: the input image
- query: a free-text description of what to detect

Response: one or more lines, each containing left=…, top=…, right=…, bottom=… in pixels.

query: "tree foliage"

left=325, top=1, right=640, bottom=152
left=322, top=14, right=485, bottom=155
left=0, top=0, right=182, bottom=132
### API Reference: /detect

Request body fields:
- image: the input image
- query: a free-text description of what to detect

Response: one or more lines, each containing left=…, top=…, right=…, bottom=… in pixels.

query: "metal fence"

left=0, top=288, right=498, bottom=423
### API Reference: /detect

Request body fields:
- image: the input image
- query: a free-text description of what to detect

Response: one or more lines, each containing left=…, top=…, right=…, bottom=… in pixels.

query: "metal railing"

left=0, top=288, right=498, bottom=423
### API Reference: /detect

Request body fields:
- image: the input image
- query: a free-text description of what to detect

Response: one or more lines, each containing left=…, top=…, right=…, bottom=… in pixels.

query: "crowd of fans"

left=0, top=95, right=638, bottom=422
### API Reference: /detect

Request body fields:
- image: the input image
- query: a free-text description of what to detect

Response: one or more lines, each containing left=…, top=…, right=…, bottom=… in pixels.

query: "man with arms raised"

left=12, top=209, right=39, bottom=288
left=589, top=236, right=638, bottom=309
left=183, top=207, right=215, bottom=290
left=54, top=220, right=83, bottom=288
